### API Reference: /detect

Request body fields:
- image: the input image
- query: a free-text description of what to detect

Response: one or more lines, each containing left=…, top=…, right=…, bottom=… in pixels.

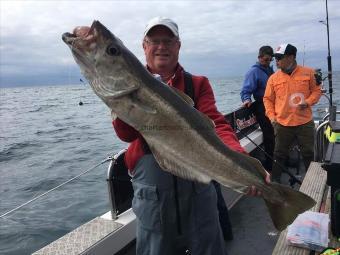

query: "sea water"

left=0, top=73, right=339, bottom=255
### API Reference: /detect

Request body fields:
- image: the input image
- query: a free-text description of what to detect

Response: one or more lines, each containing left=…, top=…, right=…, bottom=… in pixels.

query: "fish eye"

left=106, top=45, right=119, bottom=56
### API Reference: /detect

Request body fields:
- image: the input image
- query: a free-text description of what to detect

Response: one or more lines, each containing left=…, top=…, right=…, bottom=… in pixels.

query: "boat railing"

left=0, top=156, right=113, bottom=219
left=106, top=148, right=133, bottom=220
left=315, top=120, right=330, bottom=162
left=107, top=156, right=119, bottom=220
left=314, top=109, right=340, bottom=162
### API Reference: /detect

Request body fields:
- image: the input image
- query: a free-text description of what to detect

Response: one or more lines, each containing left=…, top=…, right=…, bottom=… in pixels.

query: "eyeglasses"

left=144, top=38, right=178, bottom=47
left=275, top=55, right=285, bottom=61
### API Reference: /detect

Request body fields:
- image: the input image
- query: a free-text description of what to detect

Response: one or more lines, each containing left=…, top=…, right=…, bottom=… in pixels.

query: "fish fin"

left=171, top=87, right=195, bottom=107
left=264, top=183, right=316, bottom=231
left=131, top=101, right=157, bottom=114
left=152, top=149, right=211, bottom=183
left=90, top=77, right=139, bottom=100
left=159, top=159, right=211, bottom=183
left=171, top=87, right=215, bottom=129
left=197, top=111, right=216, bottom=129
left=244, top=154, right=269, bottom=178
left=110, top=109, right=117, bottom=120
left=107, top=85, right=139, bottom=99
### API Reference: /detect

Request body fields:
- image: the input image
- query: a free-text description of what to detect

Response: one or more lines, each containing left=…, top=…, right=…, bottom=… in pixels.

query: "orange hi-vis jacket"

left=263, top=65, right=321, bottom=126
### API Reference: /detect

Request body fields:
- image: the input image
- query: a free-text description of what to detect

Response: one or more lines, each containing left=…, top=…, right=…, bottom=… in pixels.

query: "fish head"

left=62, top=21, right=140, bottom=103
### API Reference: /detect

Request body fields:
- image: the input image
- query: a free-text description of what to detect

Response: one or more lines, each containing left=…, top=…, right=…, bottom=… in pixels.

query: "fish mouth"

left=62, top=21, right=101, bottom=73
left=61, top=32, right=77, bottom=45
left=62, top=21, right=96, bottom=47
left=62, top=20, right=114, bottom=75
left=62, top=20, right=110, bottom=47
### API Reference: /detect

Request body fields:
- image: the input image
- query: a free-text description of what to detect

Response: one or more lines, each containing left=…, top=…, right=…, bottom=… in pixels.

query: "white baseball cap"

left=274, top=43, right=297, bottom=57
left=144, top=17, right=179, bottom=37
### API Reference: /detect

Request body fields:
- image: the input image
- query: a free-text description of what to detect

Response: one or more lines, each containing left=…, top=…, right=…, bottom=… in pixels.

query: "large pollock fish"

left=62, top=21, right=315, bottom=231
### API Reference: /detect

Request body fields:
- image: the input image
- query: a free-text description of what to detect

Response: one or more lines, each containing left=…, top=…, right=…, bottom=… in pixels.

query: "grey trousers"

left=131, top=154, right=227, bottom=255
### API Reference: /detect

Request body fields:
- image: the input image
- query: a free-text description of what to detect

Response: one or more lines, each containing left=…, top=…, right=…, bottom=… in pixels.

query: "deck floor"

left=119, top=198, right=279, bottom=255
left=225, top=164, right=304, bottom=255
left=225, top=195, right=279, bottom=254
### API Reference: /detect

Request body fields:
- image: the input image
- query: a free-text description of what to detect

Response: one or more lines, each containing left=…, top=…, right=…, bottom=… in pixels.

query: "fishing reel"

left=314, top=68, right=323, bottom=86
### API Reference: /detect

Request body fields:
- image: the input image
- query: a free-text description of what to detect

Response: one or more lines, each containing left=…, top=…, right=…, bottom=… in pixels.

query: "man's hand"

left=73, top=26, right=91, bottom=37
left=271, top=118, right=276, bottom=126
left=72, top=26, right=96, bottom=49
left=242, top=100, right=252, bottom=108
left=111, top=109, right=117, bottom=120
left=246, top=171, right=271, bottom=196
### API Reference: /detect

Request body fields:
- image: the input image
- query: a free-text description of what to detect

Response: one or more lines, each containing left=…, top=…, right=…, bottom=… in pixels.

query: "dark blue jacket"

left=240, top=63, right=274, bottom=102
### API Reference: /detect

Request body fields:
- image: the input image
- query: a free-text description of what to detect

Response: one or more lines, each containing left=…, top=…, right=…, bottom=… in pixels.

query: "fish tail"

left=263, top=182, right=316, bottom=231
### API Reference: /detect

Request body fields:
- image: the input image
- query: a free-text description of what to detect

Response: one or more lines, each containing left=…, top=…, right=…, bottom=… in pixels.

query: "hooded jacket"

left=240, top=63, right=274, bottom=102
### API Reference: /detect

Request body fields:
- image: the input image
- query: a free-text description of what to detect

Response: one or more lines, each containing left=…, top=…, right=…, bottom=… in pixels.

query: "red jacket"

left=113, top=64, right=245, bottom=171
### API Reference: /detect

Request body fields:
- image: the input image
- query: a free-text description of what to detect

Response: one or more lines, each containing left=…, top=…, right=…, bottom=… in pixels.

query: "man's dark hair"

left=258, top=46, right=274, bottom=57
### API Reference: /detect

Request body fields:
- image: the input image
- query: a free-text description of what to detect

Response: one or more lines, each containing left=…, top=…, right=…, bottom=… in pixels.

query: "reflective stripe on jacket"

left=263, top=65, right=321, bottom=126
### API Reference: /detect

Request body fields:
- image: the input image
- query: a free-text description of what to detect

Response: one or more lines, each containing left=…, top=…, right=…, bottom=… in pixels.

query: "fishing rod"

left=325, top=0, right=333, bottom=107
left=236, top=126, right=302, bottom=186
left=319, top=0, right=333, bottom=106
left=0, top=156, right=112, bottom=219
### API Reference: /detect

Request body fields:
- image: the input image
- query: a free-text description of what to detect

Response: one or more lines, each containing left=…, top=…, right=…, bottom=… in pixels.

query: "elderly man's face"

left=143, top=25, right=180, bottom=73
left=275, top=55, right=295, bottom=70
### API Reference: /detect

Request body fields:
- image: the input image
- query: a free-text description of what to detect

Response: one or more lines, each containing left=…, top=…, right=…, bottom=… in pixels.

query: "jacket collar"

left=145, top=63, right=184, bottom=84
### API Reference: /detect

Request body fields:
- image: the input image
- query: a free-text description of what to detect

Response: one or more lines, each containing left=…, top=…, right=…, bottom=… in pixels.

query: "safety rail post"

left=107, top=158, right=118, bottom=220
left=329, top=105, right=337, bottom=121
left=323, top=112, right=330, bottom=122
left=314, top=109, right=340, bottom=162
left=314, top=121, right=329, bottom=162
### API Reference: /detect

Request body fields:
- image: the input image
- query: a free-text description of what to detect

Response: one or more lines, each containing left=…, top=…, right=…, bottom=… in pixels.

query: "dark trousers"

left=252, top=100, right=275, bottom=171
left=272, top=120, right=315, bottom=183
left=213, top=181, right=233, bottom=241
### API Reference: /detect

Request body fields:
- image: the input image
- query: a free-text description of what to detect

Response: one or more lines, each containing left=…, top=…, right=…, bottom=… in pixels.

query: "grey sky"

left=1, top=0, right=339, bottom=87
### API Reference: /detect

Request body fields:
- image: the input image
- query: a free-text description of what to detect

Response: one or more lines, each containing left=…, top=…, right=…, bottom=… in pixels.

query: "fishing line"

left=0, top=156, right=113, bottom=219
left=69, top=36, right=92, bottom=106
left=67, top=39, right=76, bottom=87
left=79, top=78, right=85, bottom=105
left=236, top=126, right=302, bottom=185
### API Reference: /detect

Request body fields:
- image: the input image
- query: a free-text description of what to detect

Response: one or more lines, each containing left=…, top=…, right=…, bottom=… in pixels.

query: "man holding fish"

left=112, top=16, right=268, bottom=255
left=64, top=17, right=314, bottom=255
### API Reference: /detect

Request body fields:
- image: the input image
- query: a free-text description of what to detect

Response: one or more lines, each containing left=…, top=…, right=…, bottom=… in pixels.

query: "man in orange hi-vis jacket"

left=263, top=43, right=321, bottom=183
